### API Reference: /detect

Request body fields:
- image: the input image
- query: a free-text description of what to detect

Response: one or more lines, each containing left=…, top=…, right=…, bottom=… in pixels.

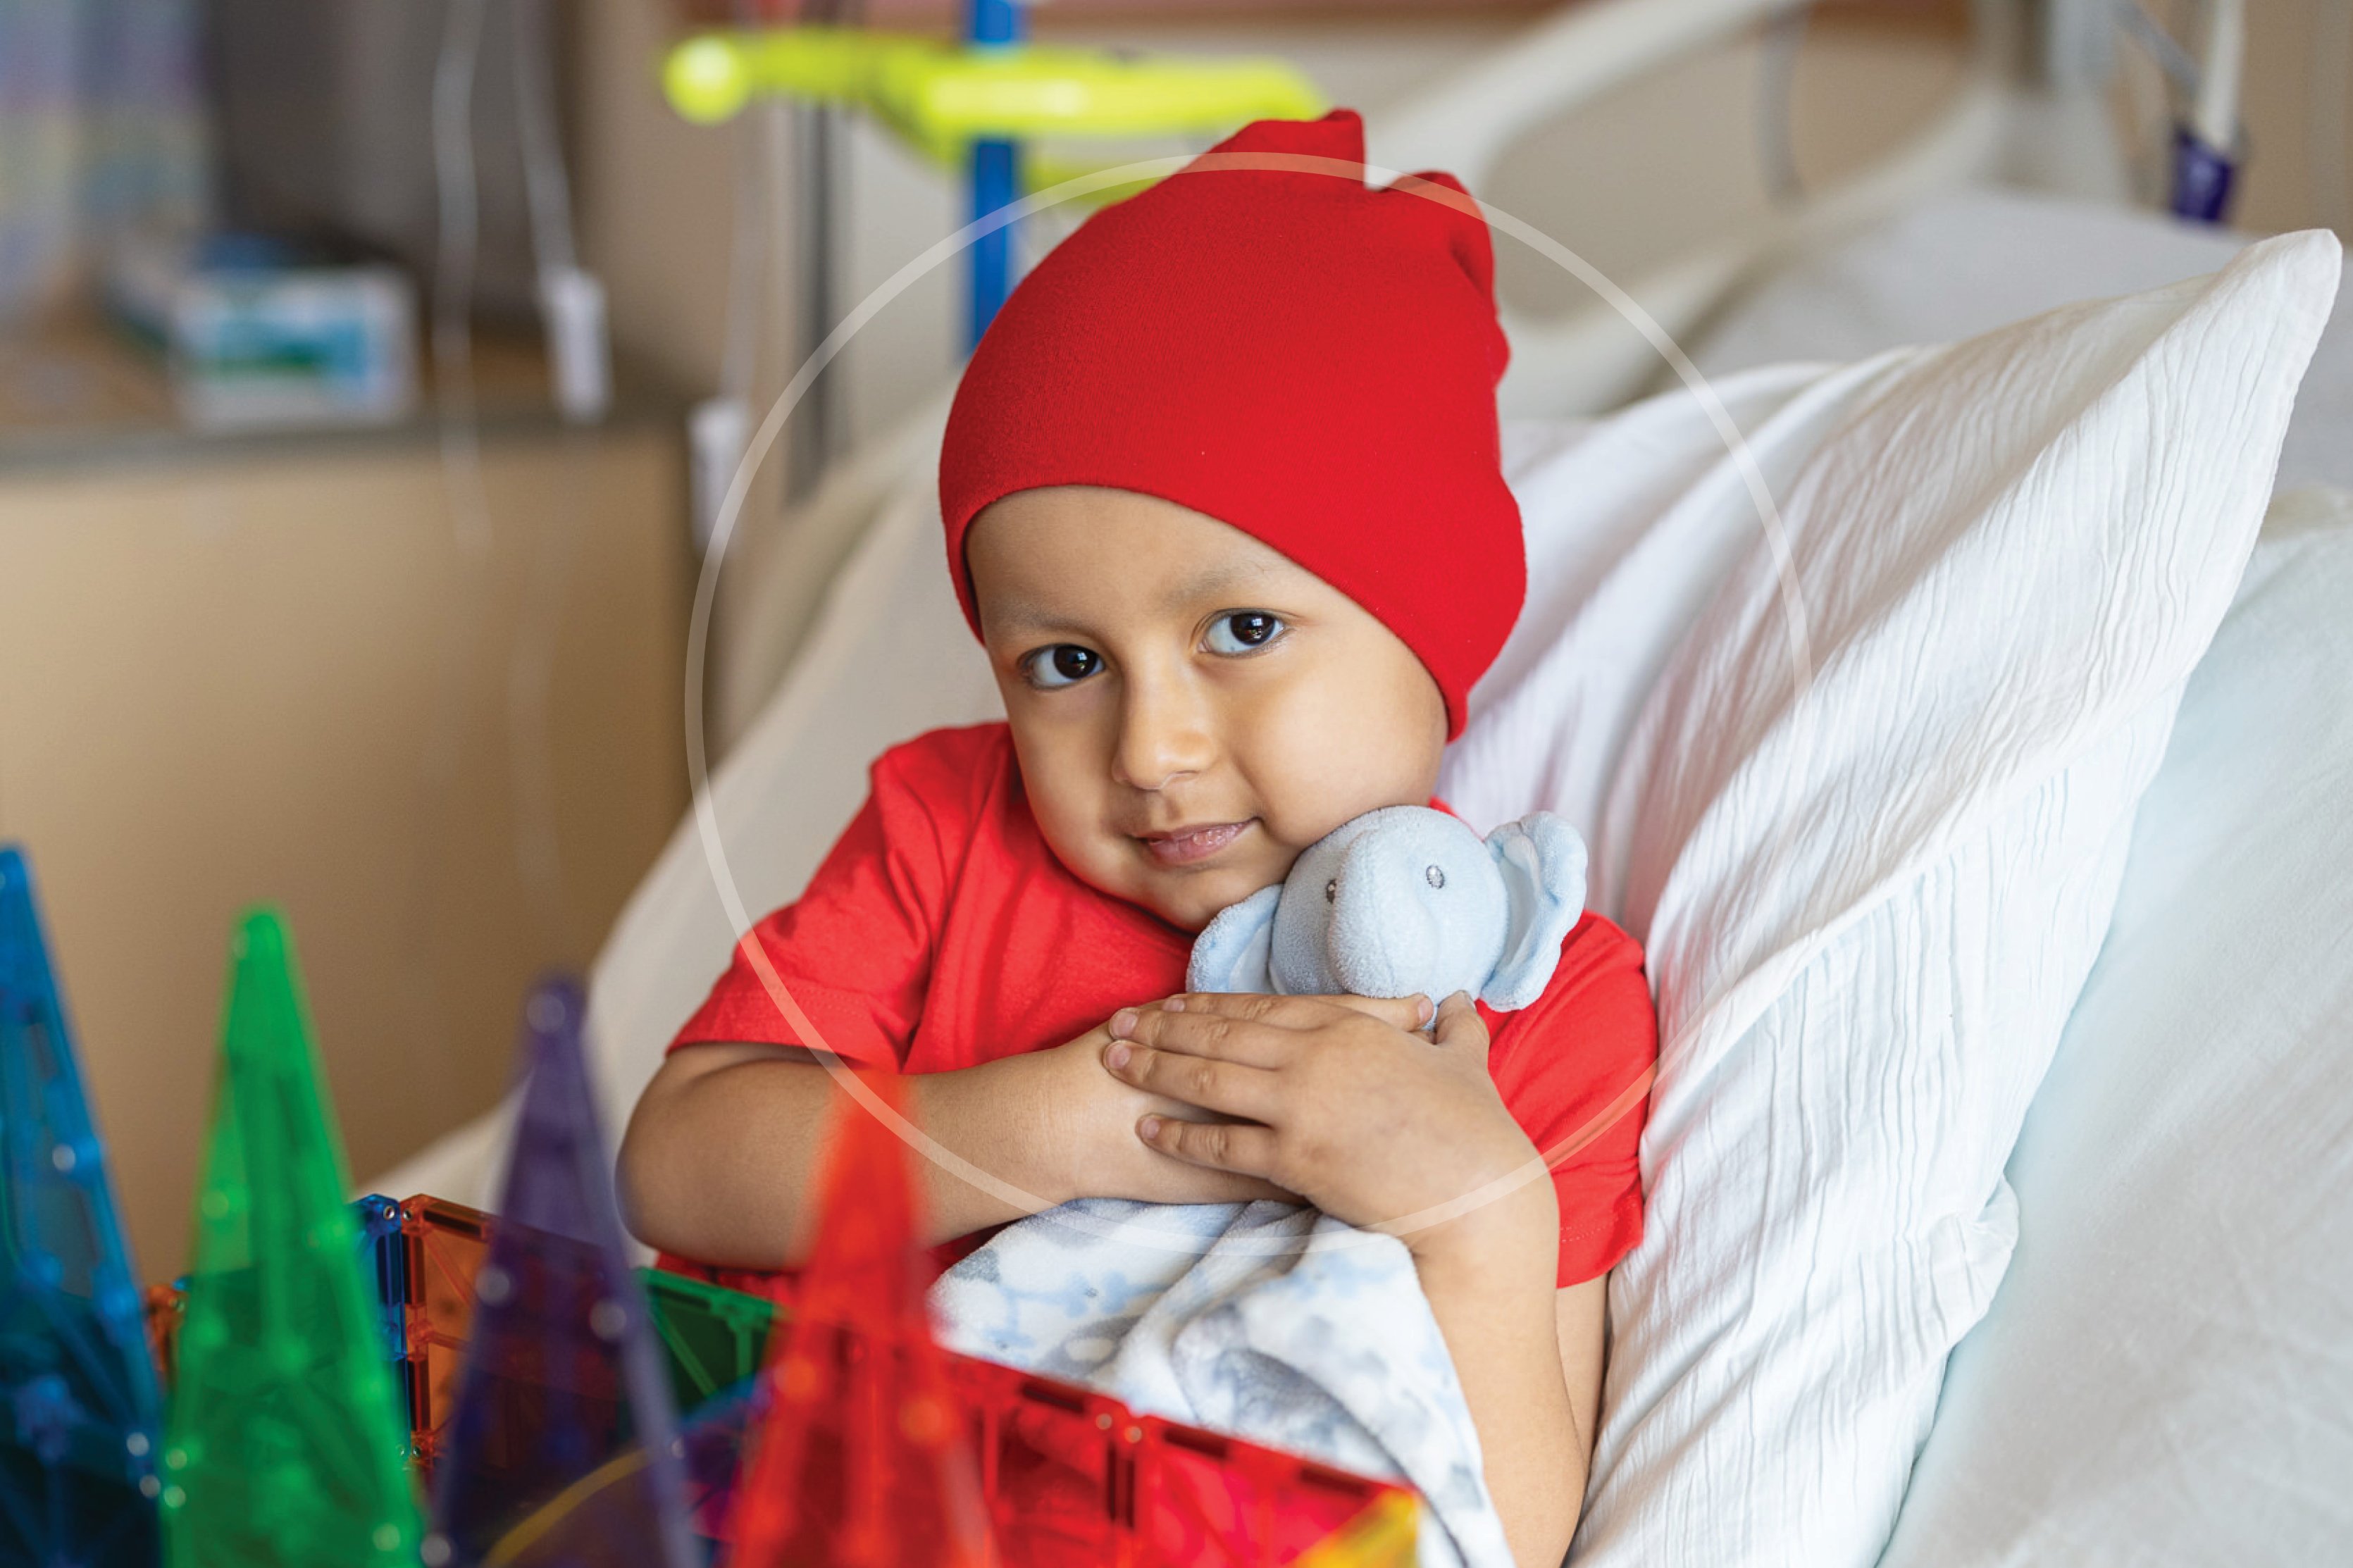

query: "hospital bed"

left=373, top=0, right=2353, bottom=1560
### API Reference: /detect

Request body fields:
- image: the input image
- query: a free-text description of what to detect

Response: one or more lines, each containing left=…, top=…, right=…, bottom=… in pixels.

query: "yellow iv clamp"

left=662, top=25, right=1326, bottom=208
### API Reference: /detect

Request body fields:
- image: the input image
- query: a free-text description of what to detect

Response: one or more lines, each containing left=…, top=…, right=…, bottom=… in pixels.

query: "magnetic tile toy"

left=426, top=976, right=695, bottom=1568
left=7, top=852, right=1413, bottom=1567
left=141, top=1284, right=185, bottom=1395
left=442, top=1276, right=1418, bottom=1568
left=402, top=1090, right=1417, bottom=1567
left=641, top=1267, right=777, bottom=1411
left=139, top=1197, right=404, bottom=1402
left=0, top=846, right=163, bottom=1568
left=159, top=909, right=421, bottom=1567
left=354, top=1193, right=407, bottom=1367
left=392, top=1195, right=492, bottom=1477
left=725, top=1071, right=996, bottom=1568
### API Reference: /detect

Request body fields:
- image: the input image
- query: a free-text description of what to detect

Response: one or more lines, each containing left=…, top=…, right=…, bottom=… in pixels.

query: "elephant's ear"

left=1479, top=813, right=1589, bottom=1011
left=1187, top=883, right=1283, bottom=994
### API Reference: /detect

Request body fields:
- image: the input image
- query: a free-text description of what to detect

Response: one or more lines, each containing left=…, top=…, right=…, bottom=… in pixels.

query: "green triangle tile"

left=159, top=910, right=420, bottom=1567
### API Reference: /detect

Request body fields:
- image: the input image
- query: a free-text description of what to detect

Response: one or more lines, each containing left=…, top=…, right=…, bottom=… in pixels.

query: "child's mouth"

left=1138, top=819, right=1253, bottom=866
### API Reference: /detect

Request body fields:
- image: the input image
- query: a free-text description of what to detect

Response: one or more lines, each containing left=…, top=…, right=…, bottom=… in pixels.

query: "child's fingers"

left=1104, top=1040, right=1282, bottom=1122
left=1131, top=991, right=1432, bottom=1035
left=1137, top=1113, right=1281, bottom=1179
left=1108, top=1004, right=1294, bottom=1066
left=1430, top=991, right=1488, bottom=1051
left=1315, top=993, right=1438, bottom=1031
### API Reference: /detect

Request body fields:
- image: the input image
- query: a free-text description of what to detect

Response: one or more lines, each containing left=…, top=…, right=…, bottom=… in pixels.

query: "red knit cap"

left=937, top=108, right=1521, bottom=742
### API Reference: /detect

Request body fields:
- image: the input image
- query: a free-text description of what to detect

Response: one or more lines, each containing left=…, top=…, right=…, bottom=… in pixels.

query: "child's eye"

left=1204, top=611, right=1286, bottom=656
left=1022, top=645, right=1103, bottom=690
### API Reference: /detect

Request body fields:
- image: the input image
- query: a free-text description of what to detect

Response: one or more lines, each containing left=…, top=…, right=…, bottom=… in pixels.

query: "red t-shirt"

left=667, top=721, right=1656, bottom=1290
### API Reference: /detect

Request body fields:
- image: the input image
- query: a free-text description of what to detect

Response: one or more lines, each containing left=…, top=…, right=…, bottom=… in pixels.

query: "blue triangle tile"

left=0, top=846, right=163, bottom=1567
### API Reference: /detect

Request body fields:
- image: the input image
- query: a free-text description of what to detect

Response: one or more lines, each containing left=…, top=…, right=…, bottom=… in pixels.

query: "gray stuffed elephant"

left=1186, top=805, right=1589, bottom=1012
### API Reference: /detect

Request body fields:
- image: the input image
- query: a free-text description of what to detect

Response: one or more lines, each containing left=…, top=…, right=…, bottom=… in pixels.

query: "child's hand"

left=1036, top=1019, right=1298, bottom=1209
left=1099, top=992, right=1556, bottom=1269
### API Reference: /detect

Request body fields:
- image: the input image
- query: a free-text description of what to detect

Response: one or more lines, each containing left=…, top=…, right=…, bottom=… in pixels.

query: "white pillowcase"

left=1878, top=486, right=2353, bottom=1567
left=1442, top=232, right=2340, bottom=1567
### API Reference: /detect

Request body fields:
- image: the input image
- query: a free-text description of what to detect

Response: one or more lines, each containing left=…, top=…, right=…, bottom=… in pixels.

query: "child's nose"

left=1112, top=673, right=1215, bottom=792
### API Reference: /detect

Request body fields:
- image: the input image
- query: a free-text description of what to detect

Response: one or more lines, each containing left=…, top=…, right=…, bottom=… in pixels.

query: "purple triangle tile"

left=426, top=976, right=696, bottom=1568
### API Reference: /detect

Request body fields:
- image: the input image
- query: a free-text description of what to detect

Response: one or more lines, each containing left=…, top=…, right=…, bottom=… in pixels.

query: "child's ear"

left=1186, top=883, right=1283, bottom=994
left=1479, top=812, right=1589, bottom=1011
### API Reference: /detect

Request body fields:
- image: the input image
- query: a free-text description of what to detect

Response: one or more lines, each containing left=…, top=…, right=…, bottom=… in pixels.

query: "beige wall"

left=0, top=427, right=689, bottom=1280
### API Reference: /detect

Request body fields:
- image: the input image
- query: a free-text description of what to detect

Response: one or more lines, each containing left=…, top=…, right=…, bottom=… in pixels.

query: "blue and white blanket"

left=928, top=1198, right=1510, bottom=1568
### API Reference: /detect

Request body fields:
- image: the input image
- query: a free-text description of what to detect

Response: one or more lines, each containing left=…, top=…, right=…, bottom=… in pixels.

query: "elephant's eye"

left=1324, top=878, right=1338, bottom=904
left=1425, top=865, right=1446, bottom=889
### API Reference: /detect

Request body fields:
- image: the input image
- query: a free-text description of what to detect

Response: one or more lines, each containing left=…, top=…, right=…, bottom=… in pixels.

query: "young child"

left=620, top=108, right=1656, bottom=1565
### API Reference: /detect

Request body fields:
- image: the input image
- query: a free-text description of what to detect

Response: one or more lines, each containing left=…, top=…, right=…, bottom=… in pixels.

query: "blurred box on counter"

left=106, top=232, right=418, bottom=433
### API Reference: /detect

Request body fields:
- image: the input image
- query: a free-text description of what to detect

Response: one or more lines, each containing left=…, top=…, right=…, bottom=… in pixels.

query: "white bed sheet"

left=1878, top=487, right=2353, bottom=1567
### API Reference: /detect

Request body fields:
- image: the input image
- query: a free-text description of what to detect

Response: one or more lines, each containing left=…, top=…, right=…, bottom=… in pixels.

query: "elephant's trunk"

left=1325, top=854, right=1445, bottom=1000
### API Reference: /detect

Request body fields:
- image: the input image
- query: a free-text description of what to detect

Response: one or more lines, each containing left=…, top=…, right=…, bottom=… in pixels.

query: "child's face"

left=966, top=485, right=1448, bottom=933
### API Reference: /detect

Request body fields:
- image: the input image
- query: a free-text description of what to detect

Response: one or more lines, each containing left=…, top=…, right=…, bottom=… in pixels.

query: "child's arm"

left=1413, top=1205, right=1606, bottom=1567
left=619, top=1017, right=1290, bottom=1267
left=1101, top=991, right=1603, bottom=1565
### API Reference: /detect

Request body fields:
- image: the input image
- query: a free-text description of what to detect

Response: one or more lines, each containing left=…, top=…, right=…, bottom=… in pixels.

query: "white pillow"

left=1441, top=232, right=2340, bottom=1568
left=1878, top=486, right=2353, bottom=1567
left=1446, top=360, right=1904, bottom=902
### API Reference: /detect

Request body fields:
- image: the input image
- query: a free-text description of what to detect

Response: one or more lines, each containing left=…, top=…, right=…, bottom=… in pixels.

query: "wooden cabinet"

left=0, top=334, right=690, bottom=1281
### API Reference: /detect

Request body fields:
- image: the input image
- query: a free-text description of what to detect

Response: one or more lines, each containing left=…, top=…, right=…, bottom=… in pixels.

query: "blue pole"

left=967, top=0, right=1022, bottom=353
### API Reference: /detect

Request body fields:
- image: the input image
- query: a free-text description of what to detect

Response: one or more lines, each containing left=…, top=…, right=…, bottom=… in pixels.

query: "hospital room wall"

left=574, top=1, right=2352, bottom=499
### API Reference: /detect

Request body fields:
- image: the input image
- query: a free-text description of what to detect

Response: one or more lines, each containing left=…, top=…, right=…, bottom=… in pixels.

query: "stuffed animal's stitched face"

left=1186, top=805, right=1589, bottom=1011
left=1267, top=808, right=1509, bottom=1002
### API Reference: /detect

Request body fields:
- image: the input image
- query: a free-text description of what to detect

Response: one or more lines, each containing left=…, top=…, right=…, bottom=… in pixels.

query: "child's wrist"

left=1024, top=1039, right=1105, bottom=1205
left=1402, top=1175, right=1558, bottom=1293
left=908, top=1047, right=1083, bottom=1216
